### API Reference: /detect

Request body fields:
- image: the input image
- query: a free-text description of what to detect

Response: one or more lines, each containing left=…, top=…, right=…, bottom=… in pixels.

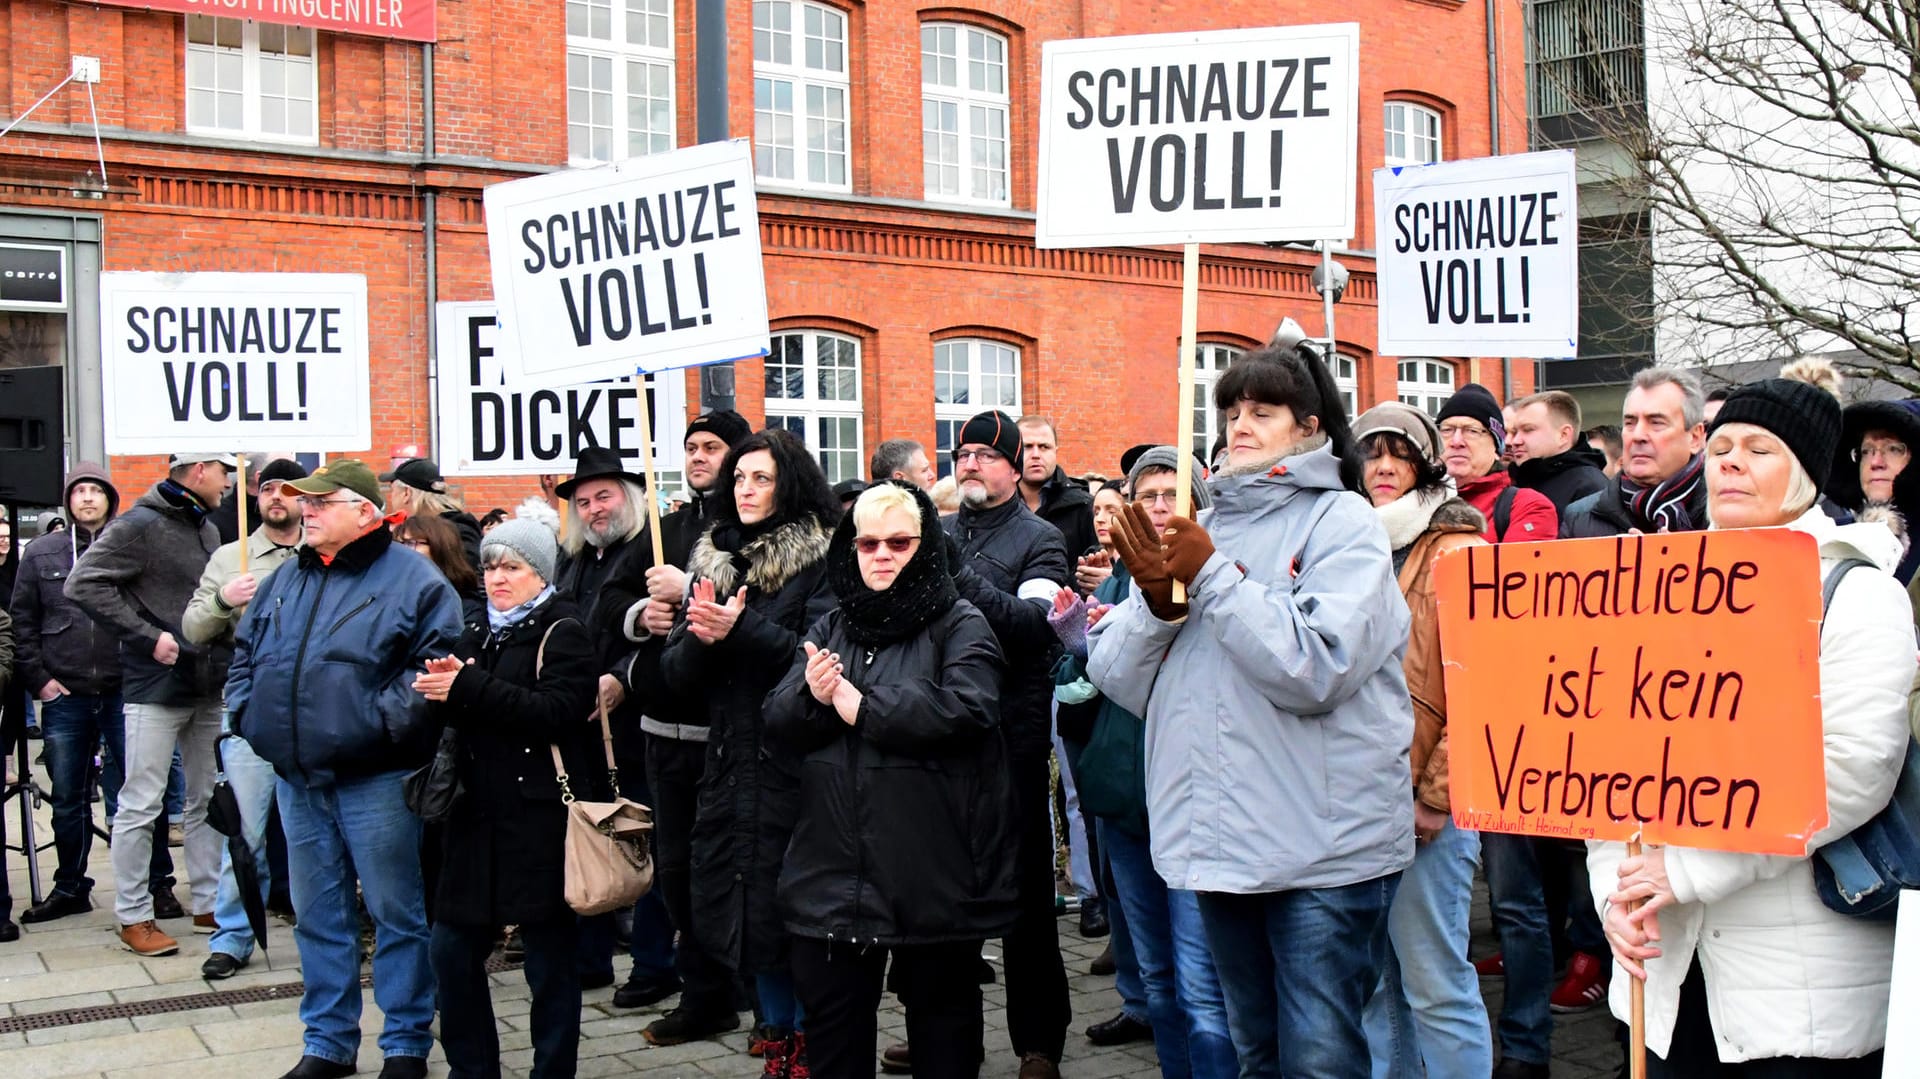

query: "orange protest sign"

left=1434, top=528, right=1827, bottom=856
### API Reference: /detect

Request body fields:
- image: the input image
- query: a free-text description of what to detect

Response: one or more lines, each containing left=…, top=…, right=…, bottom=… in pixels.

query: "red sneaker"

left=761, top=1038, right=791, bottom=1079
left=1474, top=952, right=1504, bottom=977
left=786, top=1032, right=810, bottom=1079
left=1550, top=951, right=1608, bottom=1012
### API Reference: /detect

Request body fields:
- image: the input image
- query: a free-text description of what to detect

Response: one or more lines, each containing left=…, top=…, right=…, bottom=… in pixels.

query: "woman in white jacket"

left=1592, top=377, right=1916, bottom=1077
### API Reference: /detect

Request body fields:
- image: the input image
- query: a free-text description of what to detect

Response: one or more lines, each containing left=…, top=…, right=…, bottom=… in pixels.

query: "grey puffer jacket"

left=1087, top=438, right=1415, bottom=894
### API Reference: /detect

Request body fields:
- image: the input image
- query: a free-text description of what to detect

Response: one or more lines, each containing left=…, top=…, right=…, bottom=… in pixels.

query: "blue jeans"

left=1100, top=821, right=1237, bottom=1079
left=757, top=971, right=805, bottom=1032
left=1363, top=822, right=1491, bottom=1079
left=1197, top=874, right=1400, bottom=1079
left=209, top=728, right=278, bottom=962
left=278, top=771, right=435, bottom=1065
left=1102, top=832, right=1147, bottom=1024
left=39, top=692, right=175, bottom=897
left=1481, top=833, right=1554, bottom=1066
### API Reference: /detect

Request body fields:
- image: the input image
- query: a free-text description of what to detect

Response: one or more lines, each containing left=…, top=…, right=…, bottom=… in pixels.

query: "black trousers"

left=794, top=937, right=985, bottom=1079
left=646, top=732, right=736, bottom=1014
left=1004, top=752, right=1070, bottom=1061
left=433, top=915, right=581, bottom=1079
left=1648, top=960, right=1884, bottom=1078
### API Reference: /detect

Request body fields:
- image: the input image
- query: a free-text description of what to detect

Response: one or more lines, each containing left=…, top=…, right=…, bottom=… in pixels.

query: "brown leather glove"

left=1110, top=502, right=1186, bottom=621
left=1161, top=514, right=1216, bottom=585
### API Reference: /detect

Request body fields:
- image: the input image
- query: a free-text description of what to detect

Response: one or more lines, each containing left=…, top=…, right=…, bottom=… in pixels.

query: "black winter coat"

left=766, top=600, right=1019, bottom=946
left=610, top=496, right=717, bottom=740
left=1509, top=445, right=1610, bottom=518
left=660, top=516, right=835, bottom=973
left=1032, top=468, right=1097, bottom=582
left=431, top=597, right=602, bottom=927
left=941, top=498, right=1071, bottom=762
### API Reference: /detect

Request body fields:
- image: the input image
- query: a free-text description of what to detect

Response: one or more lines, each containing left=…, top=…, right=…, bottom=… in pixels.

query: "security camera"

left=1312, top=260, right=1350, bottom=304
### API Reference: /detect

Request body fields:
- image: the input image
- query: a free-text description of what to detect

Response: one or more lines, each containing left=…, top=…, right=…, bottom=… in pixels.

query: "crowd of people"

left=0, top=344, right=1915, bottom=1079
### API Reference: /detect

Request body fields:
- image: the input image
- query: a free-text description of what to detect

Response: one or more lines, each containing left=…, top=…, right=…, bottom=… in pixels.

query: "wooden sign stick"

left=235, top=453, right=249, bottom=575
left=1171, top=242, right=1199, bottom=605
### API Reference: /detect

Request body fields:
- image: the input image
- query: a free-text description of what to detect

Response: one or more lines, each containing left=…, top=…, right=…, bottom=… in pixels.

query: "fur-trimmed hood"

left=687, top=515, right=833, bottom=596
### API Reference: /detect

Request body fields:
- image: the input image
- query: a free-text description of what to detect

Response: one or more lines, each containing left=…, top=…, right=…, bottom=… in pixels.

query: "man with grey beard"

left=551, top=447, right=676, bottom=995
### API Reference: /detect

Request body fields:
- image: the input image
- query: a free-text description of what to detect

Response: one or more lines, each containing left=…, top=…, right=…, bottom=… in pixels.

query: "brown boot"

left=119, top=920, right=179, bottom=957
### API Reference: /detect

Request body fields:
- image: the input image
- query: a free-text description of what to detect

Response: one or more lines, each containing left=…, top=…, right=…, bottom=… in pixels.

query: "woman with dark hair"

left=766, top=480, right=1017, bottom=1079
left=395, top=514, right=486, bottom=627
left=661, top=427, right=839, bottom=1078
left=1825, top=399, right=1920, bottom=584
left=1351, top=403, right=1492, bottom=1079
left=1087, top=342, right=1414, bottom=1078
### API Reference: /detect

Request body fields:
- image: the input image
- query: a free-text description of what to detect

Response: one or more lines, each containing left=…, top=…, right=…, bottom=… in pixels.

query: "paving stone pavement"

left=0, top=754, right=1619, bottom=1077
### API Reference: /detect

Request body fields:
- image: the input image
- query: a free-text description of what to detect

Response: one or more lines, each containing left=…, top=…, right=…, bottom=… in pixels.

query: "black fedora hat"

left=556, top=446, right=648, bottom=500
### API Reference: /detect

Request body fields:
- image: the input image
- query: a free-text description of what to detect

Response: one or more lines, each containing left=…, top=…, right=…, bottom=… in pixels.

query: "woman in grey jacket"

left=1087, top=342, right=1415, bottom=1079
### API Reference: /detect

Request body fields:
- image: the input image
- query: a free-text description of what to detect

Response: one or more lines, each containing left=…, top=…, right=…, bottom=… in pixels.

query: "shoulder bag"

left=552, top=700, right=656, bottom=915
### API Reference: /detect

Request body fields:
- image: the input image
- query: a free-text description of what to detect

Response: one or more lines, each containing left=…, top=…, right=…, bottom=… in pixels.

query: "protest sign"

left=1374, top=150, right=1579, bottom=357
left=434, top=301, right=685, bottom=480
left=99, top=272, right=371, bottom=454
left=483, top=139, right=769, bottom=385
left=1035, top=23, right=1361, bottom=249
left=1435, top=529, right=1826, bottom=856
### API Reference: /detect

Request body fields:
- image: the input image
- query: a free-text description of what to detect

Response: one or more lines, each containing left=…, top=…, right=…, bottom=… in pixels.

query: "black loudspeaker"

left=0, top=365, right=65, bottom=507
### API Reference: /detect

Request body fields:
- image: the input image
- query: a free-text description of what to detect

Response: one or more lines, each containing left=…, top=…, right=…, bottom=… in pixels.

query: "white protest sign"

left=1035, top=24, right=1360, bottom=249
left=483, top=139, right=769, bottom=384
left=99, top=272, right=371, bottom=454
left=1373, top=150, right=1579, bottom=358
left=434, top=301, right=686, bottom=479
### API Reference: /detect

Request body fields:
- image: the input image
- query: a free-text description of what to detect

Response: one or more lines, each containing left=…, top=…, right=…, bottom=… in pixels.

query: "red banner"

left=93, top=0, right=435, bottom=42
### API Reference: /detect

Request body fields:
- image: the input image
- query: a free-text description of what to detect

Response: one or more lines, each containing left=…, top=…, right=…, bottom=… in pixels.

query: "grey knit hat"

left=1125, top=446, right=1213, bottom=511
left=480, top=518, right=558, bottom=584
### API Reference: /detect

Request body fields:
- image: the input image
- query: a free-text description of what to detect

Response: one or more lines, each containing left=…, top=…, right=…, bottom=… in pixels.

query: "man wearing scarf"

left=1562, top=368, right=1709, bottom=539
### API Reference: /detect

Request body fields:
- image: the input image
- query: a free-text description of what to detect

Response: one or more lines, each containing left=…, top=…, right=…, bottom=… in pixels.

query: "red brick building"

left=0, top=0, right=1533, bottom=508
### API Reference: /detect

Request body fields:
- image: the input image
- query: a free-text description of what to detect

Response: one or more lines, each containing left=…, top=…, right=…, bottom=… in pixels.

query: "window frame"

left=1331, top=353, right=1360, bottom=419
left=752, top=0, right=852, bottom=192
left=932, top=337, right=1023, bottom=478
left=1383, top=101, right=1444, bottom=167
left=763, top=328, right=864, bottom=484
left=1190, top=343, right=1245, bottom=463
left=565, top=0, right=678, bottom=167
left=1397, top=358, right=1457, bottom=416
left=920, top=21, right=1011, bottom=208
left=184, top=15, right=318, bottom=146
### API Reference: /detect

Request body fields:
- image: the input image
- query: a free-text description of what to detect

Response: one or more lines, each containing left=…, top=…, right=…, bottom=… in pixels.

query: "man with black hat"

left=1436, top=384, right=1559, bottom=544
left=227, top=459, right=462, bottom=1079
left=602, top=410, right=756, bottom=1039
left=381, top=457, right=483, bottom=575
left=181, top=457, right=309, bottom=979
left=65, top=453, right=233, bottom=959
left=551, top=447, right=680, bottom=1000
left=943, top=409, right=1073, bottom=1079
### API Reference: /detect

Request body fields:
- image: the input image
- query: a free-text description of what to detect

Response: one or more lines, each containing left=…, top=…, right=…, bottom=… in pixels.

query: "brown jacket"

left=1397, top=497, right=1485, bottom=812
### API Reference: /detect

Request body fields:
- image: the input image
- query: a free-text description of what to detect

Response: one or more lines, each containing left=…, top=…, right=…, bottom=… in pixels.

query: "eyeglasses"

left=1437, top=422, right=1491, bottom=443
left=953, top=449, right=1005, bottom=465
left=399, top=538, right=431, bottom=550
left=1854, top=443, right=1911, bottom=463
left=1133, top=490, right=1181, bottom=507
left=854, top=535, right=918, bottom=554
left=294, top=496, right=359, bottom=509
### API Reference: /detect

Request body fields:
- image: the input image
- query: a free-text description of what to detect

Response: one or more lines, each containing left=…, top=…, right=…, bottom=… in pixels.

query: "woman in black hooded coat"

left=659, top=428, right=839, bottom=1072
left=1826, top=399, right=1920, bottom=584
left=766, top=480, right=1017, bottom=1079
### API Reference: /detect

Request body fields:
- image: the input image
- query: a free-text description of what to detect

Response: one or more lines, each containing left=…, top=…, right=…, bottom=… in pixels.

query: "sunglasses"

left=854, top=535, right=918, bottom=554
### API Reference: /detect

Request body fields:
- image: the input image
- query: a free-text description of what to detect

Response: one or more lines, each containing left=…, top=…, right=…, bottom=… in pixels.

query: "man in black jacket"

left=1507, top=390, right=1610, bottom=517
left=946, top=409, right=1073, bottom=1079
left=605, top=409, right=753, bottom=1042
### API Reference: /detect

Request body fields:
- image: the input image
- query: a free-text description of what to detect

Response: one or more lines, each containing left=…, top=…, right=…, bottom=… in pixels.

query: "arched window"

left=566, top=0, right=675, bottom=164
left=765, top=330, right=863, bottom=483
left=932, top=338, right=1022, bottom=477
left=1397, top=359, right=1456, bottom=416
left=1191, top=343, right=1244, bottom=462
left=1384, top=102, right=1443, bottom=167
left=753, top=0, right=851, bottom=190
left=921, top=23, right=1010, bottom=206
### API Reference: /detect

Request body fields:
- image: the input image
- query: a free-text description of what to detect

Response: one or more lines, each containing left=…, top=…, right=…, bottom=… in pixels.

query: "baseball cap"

left=169, top=452, right=239, bottom=468
left=378, top=457, right=447, bottom=492
left=280, top=459, right=385, bottom=511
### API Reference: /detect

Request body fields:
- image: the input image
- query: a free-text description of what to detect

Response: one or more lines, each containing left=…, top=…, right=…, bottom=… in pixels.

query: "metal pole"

left=423, top=45, right=440, bottom=460
left=1321, top=242, right=1338, bottom=357
left=696, top=0, right=735, bottom=413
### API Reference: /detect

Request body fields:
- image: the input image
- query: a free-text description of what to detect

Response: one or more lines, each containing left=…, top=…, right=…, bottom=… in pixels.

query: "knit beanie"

left=1352, top=401, right=1442, bottom=465
left=257, top=458, right=309, bottom=487
left=1709, top=377, right=1844, bottom=493
left=685, top=409, right=753, bottom=449
left=1125, top=446, right=1213, bottom=511
left=481, top=518, right=559, bottom=584
left=958, top=410, right=1023, bottom=464
left=1435, top=383, right=1507, bottom=454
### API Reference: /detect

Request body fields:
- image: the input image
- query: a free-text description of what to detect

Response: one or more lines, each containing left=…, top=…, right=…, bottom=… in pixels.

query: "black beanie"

left=685, top=409, right=752, bottom=448
left=1708, top=378, right=1843, bottom=492
left=958, top=410, right=1023, bottom=464
left=1435, top=383, right=1507, bottom=454
left=257, top=458, right=309, bottom=486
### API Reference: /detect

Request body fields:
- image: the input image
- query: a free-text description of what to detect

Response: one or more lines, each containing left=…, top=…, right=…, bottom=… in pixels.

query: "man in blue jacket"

left=227, top=460, right=462, bottom=1079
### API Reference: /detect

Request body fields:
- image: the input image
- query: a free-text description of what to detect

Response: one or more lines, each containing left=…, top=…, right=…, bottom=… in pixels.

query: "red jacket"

left=1457, top=470, right=1558, bottom=544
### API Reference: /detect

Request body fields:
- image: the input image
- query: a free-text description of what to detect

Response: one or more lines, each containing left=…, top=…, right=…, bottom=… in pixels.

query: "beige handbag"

left=550, top=700, right=656, bottom=916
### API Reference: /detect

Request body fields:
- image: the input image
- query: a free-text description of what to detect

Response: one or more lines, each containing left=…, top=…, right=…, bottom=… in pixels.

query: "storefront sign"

left=90, top=0, right=435, bottom=43
left=0, top=243, right=66, bottom=310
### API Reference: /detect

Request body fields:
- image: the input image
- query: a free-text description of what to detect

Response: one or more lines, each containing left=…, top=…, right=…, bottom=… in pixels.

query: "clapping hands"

left=686, top=579, right=748, bottom=644
left=413, top=655, right=470, bottom=701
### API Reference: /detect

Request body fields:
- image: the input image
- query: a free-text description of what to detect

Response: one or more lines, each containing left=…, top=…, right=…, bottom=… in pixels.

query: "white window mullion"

left=755, top=0, right=849, bottom=192
left=185, top=16, right=316, bottom=145
left=921, top=22, right=1009, bottom=207
left=567, top=0, right=676, bottom=166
